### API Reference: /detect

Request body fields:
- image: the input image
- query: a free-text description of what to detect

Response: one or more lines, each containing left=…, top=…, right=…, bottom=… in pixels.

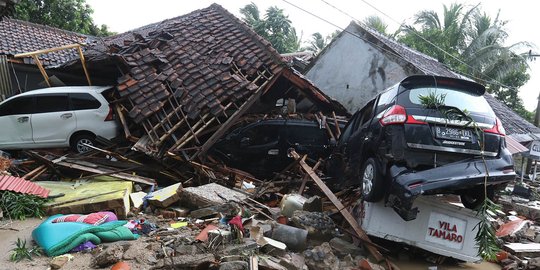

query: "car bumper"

left=387, top=153, right=515, bottom=221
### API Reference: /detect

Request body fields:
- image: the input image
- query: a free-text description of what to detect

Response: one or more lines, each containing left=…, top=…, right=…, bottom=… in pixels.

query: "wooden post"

left=77, top=46, right=92, bottom=86
left=14, top=43, right=92, bottom=86
left=289, top=149, right=385, bottom=263
left=31, top=55, right=50, bottom=87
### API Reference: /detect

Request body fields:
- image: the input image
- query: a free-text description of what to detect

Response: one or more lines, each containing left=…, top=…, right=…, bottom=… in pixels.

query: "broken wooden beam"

left=289, top=149, right=384, bottom=263
left=194, top=72, right=277, bottom=159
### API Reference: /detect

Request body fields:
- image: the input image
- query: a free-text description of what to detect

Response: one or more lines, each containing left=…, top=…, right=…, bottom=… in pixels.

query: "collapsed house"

left=98, top=4, right=347, bottom=160
left=2, top=4, right=347, bottom=164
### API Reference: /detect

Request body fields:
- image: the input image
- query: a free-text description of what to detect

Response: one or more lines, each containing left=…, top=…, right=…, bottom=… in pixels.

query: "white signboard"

left=530, top=141, right=540, bottom=158
left=425, top=212, right=467, bottom=250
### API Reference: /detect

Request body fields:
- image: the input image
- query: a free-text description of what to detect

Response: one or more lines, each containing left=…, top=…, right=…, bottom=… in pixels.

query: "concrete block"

left=180, top=183, right=248, bottom=209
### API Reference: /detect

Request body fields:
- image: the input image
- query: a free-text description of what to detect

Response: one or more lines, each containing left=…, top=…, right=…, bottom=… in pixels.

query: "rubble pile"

left=0, top=134, right=394, bottom=269
left=489, top=182, right=540, bottom=270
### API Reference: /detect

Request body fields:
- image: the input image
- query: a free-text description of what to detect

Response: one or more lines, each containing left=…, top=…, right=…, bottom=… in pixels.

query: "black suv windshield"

left=404, top=87, right=495, bottom=116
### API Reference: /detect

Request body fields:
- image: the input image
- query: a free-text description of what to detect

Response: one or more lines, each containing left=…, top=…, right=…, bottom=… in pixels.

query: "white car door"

left=0, top=96, right=34, bottom=149
left=31, top=93, right=76, bottom=146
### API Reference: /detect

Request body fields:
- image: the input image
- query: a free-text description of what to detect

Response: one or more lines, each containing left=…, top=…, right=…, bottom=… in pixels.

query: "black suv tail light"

left=380, top=105, right=427, bottom=126
left=380, top=105, right=407, bottom=126
left=483, top=117, right=505, bottom=136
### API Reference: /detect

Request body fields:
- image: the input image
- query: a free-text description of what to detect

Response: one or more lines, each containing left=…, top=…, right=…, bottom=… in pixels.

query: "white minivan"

left=0, top=86, right=119, bottom=153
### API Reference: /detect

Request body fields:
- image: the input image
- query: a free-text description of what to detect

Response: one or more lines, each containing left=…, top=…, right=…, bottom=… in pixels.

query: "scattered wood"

left=289, top=149, right=385, bottom=263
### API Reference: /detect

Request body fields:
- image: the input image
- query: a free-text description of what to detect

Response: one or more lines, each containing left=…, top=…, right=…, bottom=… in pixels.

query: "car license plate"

left=435, top=126, right=472, bottom=142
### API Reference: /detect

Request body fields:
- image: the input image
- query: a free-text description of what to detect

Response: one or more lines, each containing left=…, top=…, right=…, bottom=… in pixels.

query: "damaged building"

left=65, top=4, right=347, bottom=162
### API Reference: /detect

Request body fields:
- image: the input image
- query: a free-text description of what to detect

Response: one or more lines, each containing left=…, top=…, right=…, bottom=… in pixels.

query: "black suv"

left=211, top=119, right=336, bottom=178
left=329, top=75, right=515, bottom=220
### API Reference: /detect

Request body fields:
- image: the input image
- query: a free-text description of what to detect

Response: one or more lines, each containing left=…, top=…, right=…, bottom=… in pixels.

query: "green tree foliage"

left=363, top=15, right=389, bottom=36
left=398, top=3, right=533, bottom=121
left=14, top=0, right=114, bottom=36
left=301, top=30, right=340, bottom=55
left=240, top=2, right=300, bottom=53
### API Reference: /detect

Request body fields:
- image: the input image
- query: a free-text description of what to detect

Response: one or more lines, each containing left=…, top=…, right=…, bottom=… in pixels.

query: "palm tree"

left=363, top=15, right=389, bottom=36
left=398, top=3, right=531, bottom=105
left=240, top=3, right=301, bottom=53
left=302, top=30, right=341, bottom=55
left=303, top=33, right=326, bottom=54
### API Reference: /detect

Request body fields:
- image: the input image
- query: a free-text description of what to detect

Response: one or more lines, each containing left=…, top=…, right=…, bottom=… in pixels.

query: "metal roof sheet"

left=0, top=175, right=50, bottom=198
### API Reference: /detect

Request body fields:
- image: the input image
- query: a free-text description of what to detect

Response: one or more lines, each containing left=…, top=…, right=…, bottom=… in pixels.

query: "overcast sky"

left=86, top=0, right=540, bottom=111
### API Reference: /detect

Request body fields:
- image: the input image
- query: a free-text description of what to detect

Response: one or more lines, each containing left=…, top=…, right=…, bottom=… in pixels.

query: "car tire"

left=71, top=134, right=96, bottom=154
left=460, top=186, right=495, bottom=210
left=361, top=157, right=385, bottom=202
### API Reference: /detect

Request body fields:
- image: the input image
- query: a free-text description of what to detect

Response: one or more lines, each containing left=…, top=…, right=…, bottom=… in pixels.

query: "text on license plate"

left=435, top=126, right=472, bottom=141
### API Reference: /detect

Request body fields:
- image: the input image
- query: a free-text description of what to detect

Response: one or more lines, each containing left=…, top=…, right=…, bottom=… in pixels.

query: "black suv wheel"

left=361, top=158, right=385, bottom=202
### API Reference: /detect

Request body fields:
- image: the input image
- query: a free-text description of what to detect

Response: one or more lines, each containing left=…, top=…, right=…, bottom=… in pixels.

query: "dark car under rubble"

left=210, top=118, right=338, bottom=179
left=327, top=75, right=516, bottom=221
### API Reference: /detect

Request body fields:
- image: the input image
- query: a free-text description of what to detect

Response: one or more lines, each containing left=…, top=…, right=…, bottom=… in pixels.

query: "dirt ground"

left=0, top=217, right=501, bottom=270
left=0, top=218, right=153, bottom=270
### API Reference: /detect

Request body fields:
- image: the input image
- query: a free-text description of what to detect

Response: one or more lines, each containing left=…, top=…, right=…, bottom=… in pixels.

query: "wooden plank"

left=194, top=72, right=278, bottom=159
left=14, top=43, right=83, bottom=58
left=250, top=255, right=259, bottom=270
left=56, top=160, right=155, bottom=186
left=76, top=46, right=92, bottom=86
left=23, top=164, right=46, bottom=179
left=298, top=159, right=322, bottom=195
left=114, top=104, right=134, bottom=141
left=505, top=243, right=540, bottom=253
left=332, top=111, right=341, bottom=137
left=289, top=149, right=384, bottom=263
left=31, top=55, right=50, bottom=87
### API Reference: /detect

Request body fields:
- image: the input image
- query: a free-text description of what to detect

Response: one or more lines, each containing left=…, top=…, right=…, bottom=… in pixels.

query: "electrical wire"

left=282, top=0, right=518, bottom=90
left=352, top=0, right=516, bottom=90
left=281, top=0, right=433, bottom=75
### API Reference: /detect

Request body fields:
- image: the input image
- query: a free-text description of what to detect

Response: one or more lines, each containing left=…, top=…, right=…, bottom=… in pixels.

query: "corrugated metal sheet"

left=506, top=136, right=529, bottom=155
left=0, top=55, right=12, bottom=101
left=0, top=175, right=50, bottom=198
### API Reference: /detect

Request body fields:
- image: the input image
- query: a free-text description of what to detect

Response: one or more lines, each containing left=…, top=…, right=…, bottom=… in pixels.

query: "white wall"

left=305, top=26, right=409, bottom=113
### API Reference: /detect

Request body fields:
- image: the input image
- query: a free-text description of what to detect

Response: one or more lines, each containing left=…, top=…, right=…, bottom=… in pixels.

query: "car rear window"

left=404, top=87, right=494, bottom=116
left=70, top=93, right=101, bottom=110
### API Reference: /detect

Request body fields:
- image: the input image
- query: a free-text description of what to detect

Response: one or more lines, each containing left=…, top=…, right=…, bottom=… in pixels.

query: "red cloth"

left=228, top=215, right=244, bottom=231
left=52, top=212, right=109, bottom=226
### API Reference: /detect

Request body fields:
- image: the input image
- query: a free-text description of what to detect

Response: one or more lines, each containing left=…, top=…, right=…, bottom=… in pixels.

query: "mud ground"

left=0, top=217, right=501, bottom=270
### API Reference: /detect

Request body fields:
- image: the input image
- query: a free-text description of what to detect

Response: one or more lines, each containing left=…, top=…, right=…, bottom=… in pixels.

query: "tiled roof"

left=353, top=22, right=458, bottom=78
left=281, top=51, right=314, bottom=63
left=112, top=4, right=286, bottom=123
left=348, top=21, right=540, bottom=138
left=0, top=174, right=50, bottom=198
left=484, top=94, right=540, bottom=140
left=0, top=18, right=91, bottom=66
